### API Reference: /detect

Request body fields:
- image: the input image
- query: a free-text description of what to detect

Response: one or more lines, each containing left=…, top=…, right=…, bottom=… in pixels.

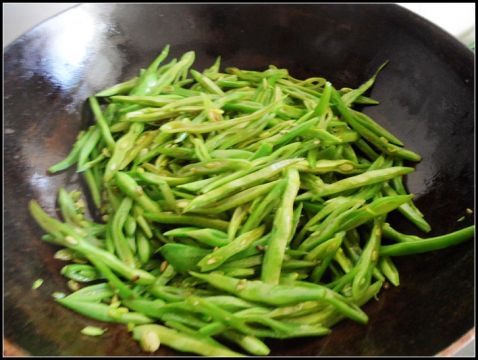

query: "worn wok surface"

left=4, top=3, right=474, bottom=356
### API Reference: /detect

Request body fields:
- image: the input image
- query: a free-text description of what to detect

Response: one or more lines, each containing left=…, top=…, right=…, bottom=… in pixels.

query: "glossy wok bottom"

left=4, top=3, right=474, bottom=356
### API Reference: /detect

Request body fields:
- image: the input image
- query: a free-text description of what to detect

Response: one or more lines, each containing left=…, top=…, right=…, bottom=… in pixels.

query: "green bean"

left=380, top=226, right=475, bottom=256
left=296, top=159, right=365, bottom=175
left=332, top=88, right=421, bottom=162
left=130, top=45, right=171, bottom=95
left=198, top=226, right=265, bottom=271
left=287, top=280, right=383, bottom=326
left=249, top=142, right=273, bottom=160
left=293, top=197, right=349, bottom=246
left=190, top=272, right=368, bottom=324
left=80, top=152, right=107, bottom=172
left=178, top=159, right=251, bottom=177
left=57, top=298, right=152, bottom=324
left=83, top=168, right=102, bottom=209
left=144, top=211, right=228, bottom=231
left=111, top=94, right=183, bottom=106
left=164, top=227, right=229, bottom=247
left=57, top=188, right=88, bottom=228
left=314, top=81, right=331, bottom=116
left=64, top=282, right=114, bottom=302
left=228, top=205, right=248, bottom=241
left=221, top=330, right=270, bottom=356
left=155, top=264, right=177, bottom=286
left=159, top=244, right=210, bottom=273
left=48, top=130, right=92, bottom=173
left=338, top=195, right=412, bottom=232
left=31, top=200, right=155, bottom=285
left=120, top=130, right=159, bottom=170
left=341, top=61, right=387, bottom=106
left=190, top=69, right=224, bottom=96
left=89, top=97, right=115, bottom=152
left=121, top=297, right=166, bottom=319
left=298, top=199, right=364, bottom=251
left=124, top=215, right=137, bottom=237
left=240, top=180, right=285, bottom=234
left=342, top=144, right=359, bottom=163
left=204, top=180, right=280, bottom=214
left=136, top=231, right=152, bottom=264
left=161, top=103, right=275, bottom=134
left=149, top=52, right=195, bottom=97
left=185, top=158, right=302, bottom=212
left=176, top=176, right=221, bottom=193
left=111, top=197, right=136, bottom=266
left=217, top=255, right=263, bottom=272
left=299, top=167, right=413, bottom=200
left=382, top=182, right=431, bottom=232
left=354, top=95, right=379, bottom=105
left=203, top=296, right=259, bottom=312
left=378, top=256, right=400, bottom=286
left=132, top=324, right=244, bottom=356
left=77, top=127, right=102, bottom=172
left=382, top=222, right=420, bottom=242
left=199, top=162, right=268, bottom=194
left=261, top=168, right=300, bottom=284
left=115, top=172, right=161, bottom=213
left=104, top=123, right=144, bottom=181
left=352, top=217, right=383, bottom=300
left=31, top=49, right=475, bottom=356
left=352, top=110, right=403, bottom=146
left=87, top=254, right=134, bottom=299
left=271, top=118, right=318, bottom=147
left=309, top=234, right=345, bottom=283
left=61, top=264, right=103, bottom=282
left=301, top=201, right=324, bottom=214
left=354, top=138, right=380, bottom=160
left=95, top=77, right=139, bottom=97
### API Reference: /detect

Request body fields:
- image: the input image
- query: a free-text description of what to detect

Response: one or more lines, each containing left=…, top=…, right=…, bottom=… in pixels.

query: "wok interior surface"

left=4, top=4, right=474, bottom=356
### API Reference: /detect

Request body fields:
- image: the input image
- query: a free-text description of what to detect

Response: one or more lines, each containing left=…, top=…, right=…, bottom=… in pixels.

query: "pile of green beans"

left=30, top=45, right=474, bottom=356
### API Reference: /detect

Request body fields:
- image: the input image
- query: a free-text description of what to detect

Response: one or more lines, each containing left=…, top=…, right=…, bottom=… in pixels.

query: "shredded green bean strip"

left=30, top=46, right=474, bottom=356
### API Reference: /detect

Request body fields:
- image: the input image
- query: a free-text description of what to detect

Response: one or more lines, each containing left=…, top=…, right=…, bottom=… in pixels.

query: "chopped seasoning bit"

left=75, top=198, right=86, bottom=210
left=256, top=245, right=265, bottom=252
left=81, top=326, right=106, bottom=337
left=72, top=258, right=88, bottom=264
left=54, top=249, right=74, bottom=261
left=67, top=280, right=81, bottom=291
left=70, top=191, right=82, bottom=201
left=339, top=163, right=354, bottom=172
left=32, top=278, right=44, bottom=290
left=466, top=208, right=473, bottom=215
left=127, top=323, right=136, bottom=332
left=52, top=292, right=66, bottom=300
left=140, top=330, right=160, bottom=353
left=371, top=250, right=378, bottom=262
left=236, top=279, right=247, bottom=291
left=457, top=216, right=466, bottom=222
left=160, top=261, right=169, bottom=273
left=110, top=295, right=121, bottom=309
left=101, top=148, right=111, bottom=157
left=65, top=236, right=78, bottom=245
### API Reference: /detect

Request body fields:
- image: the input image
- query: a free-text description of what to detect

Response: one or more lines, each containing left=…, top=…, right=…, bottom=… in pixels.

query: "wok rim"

left=3, top=3, right=474, bottom=357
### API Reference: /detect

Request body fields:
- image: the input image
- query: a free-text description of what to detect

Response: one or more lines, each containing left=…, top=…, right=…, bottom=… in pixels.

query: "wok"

left=4, top=3, right=474, bottom=356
